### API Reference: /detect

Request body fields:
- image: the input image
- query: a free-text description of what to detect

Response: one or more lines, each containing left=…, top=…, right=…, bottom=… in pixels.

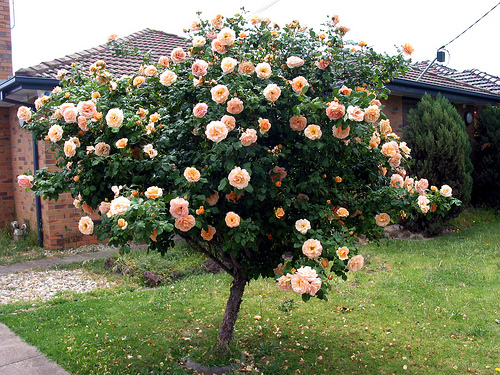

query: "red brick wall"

left=0, top=0, right=12, bottom=79
left=0, top=107, right=14, bottom=226
left=380, top=95, right=403, bottom=134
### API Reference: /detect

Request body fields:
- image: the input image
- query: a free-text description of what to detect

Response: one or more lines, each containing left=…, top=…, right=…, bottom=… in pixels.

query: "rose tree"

left=17, top=12, right=459, bottom=355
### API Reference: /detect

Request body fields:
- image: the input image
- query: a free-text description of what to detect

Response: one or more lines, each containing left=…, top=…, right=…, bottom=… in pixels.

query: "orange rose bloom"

left=225, top=211, right=241, bottom=227
left=375, top=213, right=391, bottom=227
left=201, top=225, right=216, bottom=241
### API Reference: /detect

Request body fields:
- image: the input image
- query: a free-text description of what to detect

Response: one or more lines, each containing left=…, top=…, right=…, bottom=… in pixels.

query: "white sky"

left=10, top=0, right=500, bottom=78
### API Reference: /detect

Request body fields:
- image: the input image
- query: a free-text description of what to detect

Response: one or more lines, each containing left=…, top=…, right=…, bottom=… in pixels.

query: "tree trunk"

left=215, top=272, right=248, bottom=356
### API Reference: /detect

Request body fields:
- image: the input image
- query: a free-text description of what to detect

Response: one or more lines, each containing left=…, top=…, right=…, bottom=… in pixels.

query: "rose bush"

left=17, top=11, right=459, bottom=355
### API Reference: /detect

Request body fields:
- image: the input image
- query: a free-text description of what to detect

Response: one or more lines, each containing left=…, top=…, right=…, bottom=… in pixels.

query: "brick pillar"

left=0, top=0, right=13, bottom=228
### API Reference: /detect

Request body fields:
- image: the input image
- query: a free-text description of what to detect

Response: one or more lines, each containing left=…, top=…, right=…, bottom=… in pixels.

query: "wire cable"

left=440, top=1, right=500, bottom=49
left=247, top=0, right=281, bottom=18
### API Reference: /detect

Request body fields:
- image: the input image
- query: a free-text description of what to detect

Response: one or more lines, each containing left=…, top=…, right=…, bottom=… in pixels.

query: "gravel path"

left=0, top=269, right=114, bottom=304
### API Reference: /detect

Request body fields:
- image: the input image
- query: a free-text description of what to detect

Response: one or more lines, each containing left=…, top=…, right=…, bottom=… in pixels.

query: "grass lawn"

left=0, top=211, right=499, bottom=374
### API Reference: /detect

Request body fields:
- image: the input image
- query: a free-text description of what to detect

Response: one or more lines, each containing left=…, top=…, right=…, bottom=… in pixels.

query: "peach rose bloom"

left=277, top=274, right=292, bottom=292
left=169, top=197, right=189, bottom=218
left=332, top=125, right=350, bottom=139
left=295, top=219, right=311, bottom=234
left=64, top=140, right=77, bottom=157
left=375, top=213, right=391, bottom=227
left=221, top=57, right=237, bottom=73
left=399, top=142, right=411, bottom=156
left=417, top=195, right=430, bottom=213
left=315, top=59, right=330, bottom=70
left=158, top=55, right=169, bottom=68
left=379, top=119, right=392, bottom=135
left=391, top=174, right=404, bottom=188
left=170, top=47, right=186, bottom=63
left=211, top=39, right=227, bottom=54
left=143, top=144, right=158, bottom=158
left=370, top=98, right=382, bottom=107
left=105, top=108, right=124, bottom=128
left=369, top=132, right=381, bottom=149
left=144, top=65, right=157, bottom=77
left=117, top=218, right=128, bottom=230
left=258, top=118, right=271, bottom=134
left=275, top=207, right=285, bottom=219
left=255, top=62, right=272, bottom=79
left=17, top=106, right=32, bottom=122
left=363, top=105, right=380, bottom=123
left=205, top=121, right=229, bottom=142
left=226, top=97, right=244, bottom=114
left=98, top=201, right=111, bottom=214
left=201, top=225, right=216, bottom=241
left=145, top=186, right=163, bottom=199
left=268, top=166, right=286, bottom=183
left=175, top=215, right=196, bottom=232
left=286, top=56, right=305, bottom=68
left=388, top=153, right=402, bottom=168
left=17, top=175, right=34, bottom=189
left=240, top=128, right=258, bottom=146
left=226, top=191, right=243, bottom=203
left=381, top=141, right=399, bottom=157
left=347, top=254, right=364, bottom=272
left=63, top=107, right=78, bottom=123
left=115, top=138, right=128, bottom=148
left=184, top=167, right=201, bottom=182
left=211, top=85, right=230, bottom=104
left=289, top=115, right=307, bottom=131
left=76, top=100, right=97, bottom=119
left=133, top=76, right=145, bottom=86
left=402, top=43, right=415, bottom=55
left=440, top=184, right=452, bottom=197
left=206, top=191, right=219, bottom=206
left=339, top=85, right=352, bottom=95
left=326, top=101, right=345, bottom=120
left=291, top=76, right=308, bottom=94
left=228, top=166, right=251, bottom=189
left=159, top=70, right=177, bottom=86
left=211, top=14, right=223, bottom=29
left=304, top=124, right=322, bottom=140
left=48, top=125, right=64, bottom=142
left=225, top=211, right=241, bottom=227
left=206, top=30, right=217, bottom=40
left=191, top=59, right=209, bottom=77
left=291, top=273, right=310, bottom=294
left=78, top=216, right=94, bottom=235
left=308, top=277, right=322, bottom=296
left=94, top=142, right=110, bottom=157
left=221, top=115, right=236, bottom=131
left=404, top=177, right=415, bottom=191
left=337, top=246, right=350, bottom=260
left=263, top=84, right=281, bottom=102
left=191, top=21, right=201, bottom=31
left=193, top=103, right=208, bottom=118
left=296, top=266, right=318, bottom=282
left=347, top=105, right=364, bottom=122
left=109, top=196, right=131, bottom=216
left=238, top=61, right=255, bottom=74
left=415, top=178, right=429, bottom=195
left=302, top=238, right=322, bottom=259
left=192, top=36, right=206, bottom=47
left=59, top=103, right=75, bottom=116
left=217, top=27, right=235, bottom=45
left=336, top=207, right=349, bottom=217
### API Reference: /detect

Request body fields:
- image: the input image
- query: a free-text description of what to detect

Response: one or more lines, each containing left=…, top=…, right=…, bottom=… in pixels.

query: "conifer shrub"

left=403, top=93, right=472, bottom=235
left=471, top=105, right=500, bottom=207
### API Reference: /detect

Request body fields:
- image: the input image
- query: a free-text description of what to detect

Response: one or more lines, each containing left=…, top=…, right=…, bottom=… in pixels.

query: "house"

left=1, top=2, right=500, bottom=249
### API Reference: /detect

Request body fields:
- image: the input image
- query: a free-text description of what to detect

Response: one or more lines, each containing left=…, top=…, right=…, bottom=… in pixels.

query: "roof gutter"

left=0, top=76, right=59, bottom=248
left=387, top=77, right=500, bottom=105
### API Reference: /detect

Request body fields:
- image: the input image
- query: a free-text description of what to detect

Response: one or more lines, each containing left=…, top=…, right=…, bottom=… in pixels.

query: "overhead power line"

left=441, top=1, right=500, bottom=49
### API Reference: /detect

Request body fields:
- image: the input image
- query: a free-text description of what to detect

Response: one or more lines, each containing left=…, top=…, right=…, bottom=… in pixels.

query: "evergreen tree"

left=471, top=105, right=500, bottom=207
left=403, top=93, right=472, bottom=235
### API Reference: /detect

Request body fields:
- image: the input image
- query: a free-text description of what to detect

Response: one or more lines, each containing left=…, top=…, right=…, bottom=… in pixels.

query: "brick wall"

left=0, top=107, right=14, bottom=226
left=380, top=95, right=403, bottom=134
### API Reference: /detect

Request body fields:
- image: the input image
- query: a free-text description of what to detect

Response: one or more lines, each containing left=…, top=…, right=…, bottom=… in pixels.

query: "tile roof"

left=15, top=29, right=187, bottom=79
left=14, top=29, right=500, bottom=100
left=410, top=61, right=500, bottom=94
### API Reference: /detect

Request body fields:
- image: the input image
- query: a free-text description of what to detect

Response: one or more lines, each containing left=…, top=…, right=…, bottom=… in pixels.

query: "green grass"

left=0, top=213, right=499, bottom=374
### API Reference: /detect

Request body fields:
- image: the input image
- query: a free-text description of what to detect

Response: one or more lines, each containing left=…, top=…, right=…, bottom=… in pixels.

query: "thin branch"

left=178, top=233, right=233, bottom=275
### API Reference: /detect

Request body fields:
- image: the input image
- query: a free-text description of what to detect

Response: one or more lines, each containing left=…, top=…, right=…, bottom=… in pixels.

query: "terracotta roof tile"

left=15, top=29, right=187, bottom=79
